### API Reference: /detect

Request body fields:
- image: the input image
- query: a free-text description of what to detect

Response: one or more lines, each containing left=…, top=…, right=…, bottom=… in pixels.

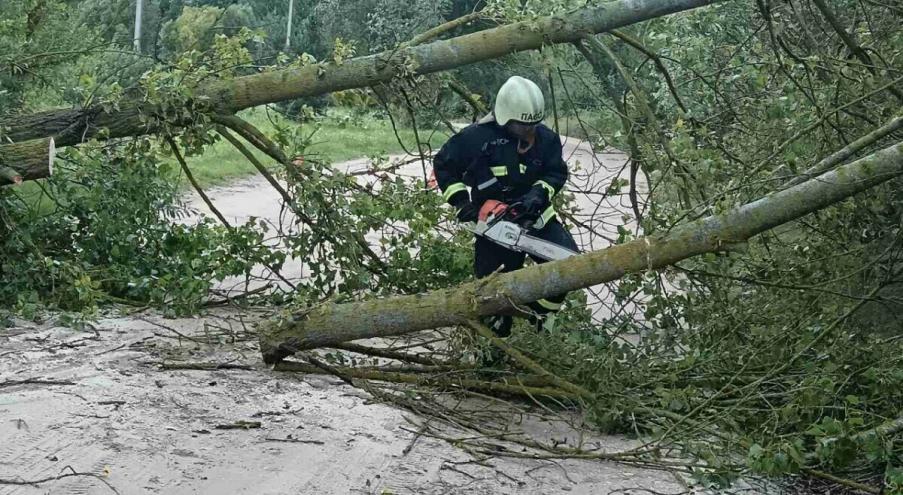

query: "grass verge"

left=178, top=107, right=449, bottom=188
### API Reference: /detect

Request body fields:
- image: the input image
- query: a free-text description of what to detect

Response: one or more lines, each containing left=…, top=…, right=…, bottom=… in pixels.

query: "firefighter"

left=433, top=76, right=579, bottom=337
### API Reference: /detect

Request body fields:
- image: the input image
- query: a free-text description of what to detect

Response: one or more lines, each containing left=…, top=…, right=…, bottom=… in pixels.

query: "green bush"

left=0, top=138, right=283, bottom=316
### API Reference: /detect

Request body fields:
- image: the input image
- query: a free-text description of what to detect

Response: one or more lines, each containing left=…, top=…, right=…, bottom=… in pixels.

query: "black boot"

left=481, top=315, right=512, bottom=337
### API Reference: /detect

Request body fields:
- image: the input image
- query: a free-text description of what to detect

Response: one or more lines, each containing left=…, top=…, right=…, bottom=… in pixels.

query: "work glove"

left=450, top=195, right=479, bottom=223
left=518, top=185, right=549, bottom=217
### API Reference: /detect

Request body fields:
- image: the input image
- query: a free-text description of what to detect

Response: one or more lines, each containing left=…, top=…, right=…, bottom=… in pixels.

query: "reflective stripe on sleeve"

left=533, top=205, right=556, bottom=229
left=490, top=166, right=508, bottom=177
left=534, top=180, right=556, bottom=199
left=442, top=182, right=467, bottom=201
left=477, top=177, right=499, bottom=190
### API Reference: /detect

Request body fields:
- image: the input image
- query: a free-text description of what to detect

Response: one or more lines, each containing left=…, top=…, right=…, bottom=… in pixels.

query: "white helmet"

left=493, top=76, right=545, bottom=126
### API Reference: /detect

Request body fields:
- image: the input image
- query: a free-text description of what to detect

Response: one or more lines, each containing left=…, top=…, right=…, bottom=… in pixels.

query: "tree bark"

left=259, top=141, right=903, bottom=363
left=0, top=0, right=722, bottom=178
left=0, top=137, right=54, bottom=185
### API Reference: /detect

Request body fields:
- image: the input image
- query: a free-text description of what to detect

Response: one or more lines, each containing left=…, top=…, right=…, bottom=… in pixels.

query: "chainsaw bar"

left=469, top=219, right=578, bottom=261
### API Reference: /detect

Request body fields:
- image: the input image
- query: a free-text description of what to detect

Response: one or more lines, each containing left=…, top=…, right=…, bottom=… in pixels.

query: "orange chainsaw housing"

left=478, top=200, right=508, bottom=222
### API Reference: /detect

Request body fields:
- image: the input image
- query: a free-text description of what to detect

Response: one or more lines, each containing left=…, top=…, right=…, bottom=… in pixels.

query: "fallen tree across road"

left=0, top=0, right=723, bottom=180
left=259, top=141, right=903, bottom=364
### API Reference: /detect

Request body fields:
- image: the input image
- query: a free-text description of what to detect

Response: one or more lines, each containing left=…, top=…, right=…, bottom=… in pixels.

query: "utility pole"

left=133, top=0, right=144, bottom=52
left=284, top=0, right=294, bottom=51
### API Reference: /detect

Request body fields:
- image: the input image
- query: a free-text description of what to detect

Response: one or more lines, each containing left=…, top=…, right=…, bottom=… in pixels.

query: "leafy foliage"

left=0, top=0, right=99, bottom=115
left=519, top=0, right=903, bottom=489
left=0, top=139, right=283, bottom=316
left=159, top=4, right=256, bottom=55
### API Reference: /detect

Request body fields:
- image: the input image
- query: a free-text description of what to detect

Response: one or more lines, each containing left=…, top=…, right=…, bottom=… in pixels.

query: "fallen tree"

left=259, top=140, right=903, bottom=363
left=0, top=0, right=722, bottom=178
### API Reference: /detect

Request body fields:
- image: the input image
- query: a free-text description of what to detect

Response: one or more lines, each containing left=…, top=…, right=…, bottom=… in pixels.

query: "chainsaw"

left=467, top=200, right=578, bottom=261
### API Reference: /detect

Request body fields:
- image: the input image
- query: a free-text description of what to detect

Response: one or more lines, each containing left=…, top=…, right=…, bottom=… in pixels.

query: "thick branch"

left=211, top=114, right=290, bottom=165
left=259, top=141, right=903, bottom=363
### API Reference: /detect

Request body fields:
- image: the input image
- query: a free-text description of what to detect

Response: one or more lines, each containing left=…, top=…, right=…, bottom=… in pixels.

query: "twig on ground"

left=0, top=378, right=75, bottom=388
left=402, top=420, right=429, bottom=456
left=158, top=362, right=254, bottom=371
left=137, top=317, right=208, bottom=345
left=263, top=437, right=325, bottom=445
left=440, top=462, right=478, bottom=479
left=214, top=420, right=261, bottom=430
left=0, top=465, right=120, bottom=494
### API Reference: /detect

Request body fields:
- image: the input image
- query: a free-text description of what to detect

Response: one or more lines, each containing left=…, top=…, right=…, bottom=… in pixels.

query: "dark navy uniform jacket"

left=433, top=121, right=567, bottom=226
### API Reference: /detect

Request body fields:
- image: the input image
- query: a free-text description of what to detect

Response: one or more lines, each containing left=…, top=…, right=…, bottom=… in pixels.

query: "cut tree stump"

left=0, top=137, right=54, bottom=185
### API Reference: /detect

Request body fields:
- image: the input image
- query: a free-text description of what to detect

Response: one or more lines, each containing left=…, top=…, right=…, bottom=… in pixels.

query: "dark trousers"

left=474, top=219, right=579, bottom=315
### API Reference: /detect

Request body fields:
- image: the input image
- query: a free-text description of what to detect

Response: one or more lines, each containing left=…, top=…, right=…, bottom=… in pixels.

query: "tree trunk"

left=0, top=137, right=54, bottom=185
left=0, top=0, right=721, bottom=178
left=259, top=141, right=903, bottom=363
